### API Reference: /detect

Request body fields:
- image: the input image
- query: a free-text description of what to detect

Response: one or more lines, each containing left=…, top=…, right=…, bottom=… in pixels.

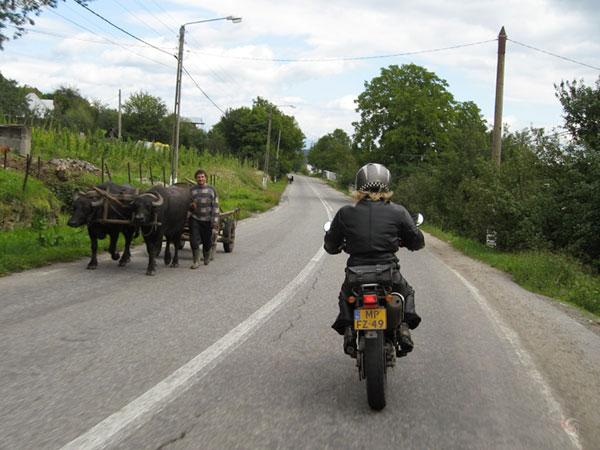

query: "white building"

left=25, top=92, right=54, bottom=117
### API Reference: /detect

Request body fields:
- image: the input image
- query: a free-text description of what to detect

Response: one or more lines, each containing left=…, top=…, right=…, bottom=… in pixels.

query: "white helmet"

left=355, top=163, right=391, bottom=192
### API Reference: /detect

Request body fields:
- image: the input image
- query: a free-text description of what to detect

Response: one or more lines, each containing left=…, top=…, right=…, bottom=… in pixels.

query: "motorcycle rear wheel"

left=364, top=331, right=387, bottom=410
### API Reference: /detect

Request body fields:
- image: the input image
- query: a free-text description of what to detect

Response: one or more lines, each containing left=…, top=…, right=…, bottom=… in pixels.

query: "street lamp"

left=263, top=104, right=295, bottom=188
left=171, top=15, right=242, bottom=183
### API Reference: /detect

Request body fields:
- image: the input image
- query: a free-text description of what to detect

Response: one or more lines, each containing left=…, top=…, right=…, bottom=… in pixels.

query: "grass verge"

left=423, top=225, right=600, bottom=318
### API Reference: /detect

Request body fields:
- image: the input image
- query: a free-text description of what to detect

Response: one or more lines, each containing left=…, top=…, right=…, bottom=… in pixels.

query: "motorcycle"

left=324, top=213, right=423, bottom=410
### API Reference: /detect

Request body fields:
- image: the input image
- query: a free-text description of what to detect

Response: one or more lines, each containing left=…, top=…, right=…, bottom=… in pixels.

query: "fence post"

left=127, top=162, right=131, bottom=184
left=1, top=145, right=9, bottom=169
left=22, top=154, right=32, bottom=192
left=139, top=164, right=142, bottom=183
left=105, top=163, right=112, bottom=181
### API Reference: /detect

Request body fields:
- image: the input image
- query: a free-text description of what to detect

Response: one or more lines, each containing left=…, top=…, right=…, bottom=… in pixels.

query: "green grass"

left=424, top=225, right=600, bottom=317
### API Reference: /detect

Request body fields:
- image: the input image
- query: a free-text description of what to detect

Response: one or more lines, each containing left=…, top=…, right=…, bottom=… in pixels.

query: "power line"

left=16, top=25, right=174, bottom=69
left=508, top=39, right=600, bottom=71
left=181, top=66, right=227, bottom=114
left=73, top=0, right=173, bottom=58
left=189, top=39, right=498, bottom=62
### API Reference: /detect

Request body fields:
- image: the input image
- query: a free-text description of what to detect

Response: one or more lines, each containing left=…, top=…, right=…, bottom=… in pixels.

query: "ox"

left=67, top=181, right=139, bottom=269
left=132, top=184, right=191, bottom=276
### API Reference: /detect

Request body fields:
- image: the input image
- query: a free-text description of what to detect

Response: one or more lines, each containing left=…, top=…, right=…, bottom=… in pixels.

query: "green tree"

left=212, top=97, right=305, bottom=178
left=353, top=64, right=457, bottom=177
left=555, top=76, right=600, bottom=150
left=0, top=1, right=90, bottom=50
left=0, top=72, right=28, bottom=118
left=122, top=91, right=168, bottom=142
left=308, top=128, right=357, bottom=185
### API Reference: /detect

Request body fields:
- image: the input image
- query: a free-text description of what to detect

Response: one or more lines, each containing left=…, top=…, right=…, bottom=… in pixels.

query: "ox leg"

left=108, top=231, right=120, bottom=261
left=119, top=229, right=133, bottom=266
left=146, top=238, right=158, bottom=276
left=164, top=238, right=172, bottom=266
left=170, top=235, right=180, bottom=268
left=87, top=235, right=98, bottom=270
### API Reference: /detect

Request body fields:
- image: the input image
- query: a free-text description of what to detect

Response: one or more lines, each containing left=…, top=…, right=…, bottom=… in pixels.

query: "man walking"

left=189, top=170, right=219, bottom=268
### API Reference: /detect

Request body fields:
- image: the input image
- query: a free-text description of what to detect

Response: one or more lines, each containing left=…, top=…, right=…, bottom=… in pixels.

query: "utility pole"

left=263, top=108, right=273, bottom=188
left=118, top=89, right=122, bottom=139
left=492, top=26, right=507, bottom=166
left=171, top=25, right=185, bottom=183
left=275, top=129, right=281, bottom=160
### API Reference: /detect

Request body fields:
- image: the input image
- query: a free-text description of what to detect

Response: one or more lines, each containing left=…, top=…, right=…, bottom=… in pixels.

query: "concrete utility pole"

left=118, top=89, right=122, bottom=139
left=492, top=26, right=507, bottom=166
left=171, top=16, right=241, bottom=184
left=263, top=108, right=273, bottom=188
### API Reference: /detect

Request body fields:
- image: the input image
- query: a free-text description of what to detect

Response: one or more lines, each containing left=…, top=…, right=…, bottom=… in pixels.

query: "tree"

left=556, top=76, right=600, bottom=151
left=308, top=129, right=355, bottom=171
left=353, top=64, right=457, bottom=177
left=0, top=1, right=90, bottom=50
left=0, top=72, right=28, bottom=117
left=122, top=91, right=168, bottom=142
left=212, top=97, right=305, bottom=178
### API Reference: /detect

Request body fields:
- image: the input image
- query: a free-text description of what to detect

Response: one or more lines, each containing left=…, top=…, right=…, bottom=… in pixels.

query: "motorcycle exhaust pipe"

left=386, top=292, right=404, bottom=330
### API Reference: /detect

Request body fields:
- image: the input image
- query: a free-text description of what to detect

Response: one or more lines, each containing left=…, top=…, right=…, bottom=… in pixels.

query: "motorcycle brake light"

left=363, top=294, right=378, bottom=308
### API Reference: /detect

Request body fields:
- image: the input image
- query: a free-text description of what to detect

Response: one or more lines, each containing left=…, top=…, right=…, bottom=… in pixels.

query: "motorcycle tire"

left=364, top=331, right=387, bottom=410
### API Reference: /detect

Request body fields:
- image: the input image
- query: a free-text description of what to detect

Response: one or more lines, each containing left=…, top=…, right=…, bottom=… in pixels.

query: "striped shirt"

left=190, top=184, right=219, bottom=228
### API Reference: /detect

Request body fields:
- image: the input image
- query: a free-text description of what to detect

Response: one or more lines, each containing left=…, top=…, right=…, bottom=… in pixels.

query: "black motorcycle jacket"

left=324, top=198, right=424, bottom=266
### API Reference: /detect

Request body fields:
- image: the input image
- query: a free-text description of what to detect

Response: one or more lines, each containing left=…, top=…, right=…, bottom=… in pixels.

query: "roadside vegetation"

left=423, top=225, right=600, bottom=317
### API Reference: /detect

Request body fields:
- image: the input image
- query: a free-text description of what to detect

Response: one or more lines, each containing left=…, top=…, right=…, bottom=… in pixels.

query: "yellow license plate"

left=354, top=308, right=387, bottom=330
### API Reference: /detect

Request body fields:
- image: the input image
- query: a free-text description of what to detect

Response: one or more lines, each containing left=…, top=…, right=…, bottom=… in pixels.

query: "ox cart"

left=88, top=182, right=240, bottom=257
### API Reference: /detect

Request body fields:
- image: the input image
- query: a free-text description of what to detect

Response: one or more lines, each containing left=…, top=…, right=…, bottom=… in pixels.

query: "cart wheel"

left=223, top=219, right=236, bottom=253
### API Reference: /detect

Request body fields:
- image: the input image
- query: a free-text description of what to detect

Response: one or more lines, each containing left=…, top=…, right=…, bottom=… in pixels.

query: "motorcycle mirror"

left=323, top=221, right=331, bottom=232
left=415, top=213, right=424, bottom=227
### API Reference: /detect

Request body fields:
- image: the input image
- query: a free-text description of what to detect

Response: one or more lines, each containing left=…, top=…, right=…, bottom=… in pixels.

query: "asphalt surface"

left=1, top=175, right=596, bottom=449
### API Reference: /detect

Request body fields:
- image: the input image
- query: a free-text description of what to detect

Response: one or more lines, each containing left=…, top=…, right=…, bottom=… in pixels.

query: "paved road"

left=1, top=175, right=596, bottom=449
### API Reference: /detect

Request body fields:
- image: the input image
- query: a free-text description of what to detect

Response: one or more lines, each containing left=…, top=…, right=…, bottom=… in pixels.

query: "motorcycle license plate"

left=354, top=308, right=387, bottom=330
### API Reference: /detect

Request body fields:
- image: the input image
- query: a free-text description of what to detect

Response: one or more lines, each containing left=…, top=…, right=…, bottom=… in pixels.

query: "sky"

left=1, top=0, right=599, bottom=146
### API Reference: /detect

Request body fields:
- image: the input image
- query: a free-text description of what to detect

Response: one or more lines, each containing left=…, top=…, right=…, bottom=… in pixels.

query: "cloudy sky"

left=1, top=0, right=599, bottom=145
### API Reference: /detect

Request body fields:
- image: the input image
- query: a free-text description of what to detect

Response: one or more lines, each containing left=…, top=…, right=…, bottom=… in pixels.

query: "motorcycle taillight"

left=363, top=293, right=378, bottom=309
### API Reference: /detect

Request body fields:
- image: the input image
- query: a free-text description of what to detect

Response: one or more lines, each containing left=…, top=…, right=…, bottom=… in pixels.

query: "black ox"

left=132, top=184, right=191, bottom=276
left=67, top=181, right=139, bottom=269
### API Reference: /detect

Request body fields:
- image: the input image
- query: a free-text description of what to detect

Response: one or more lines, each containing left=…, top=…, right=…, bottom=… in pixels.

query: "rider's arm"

left=400, top=209, right=425, bottom=251
left=324, top=209, right=345, bottom=254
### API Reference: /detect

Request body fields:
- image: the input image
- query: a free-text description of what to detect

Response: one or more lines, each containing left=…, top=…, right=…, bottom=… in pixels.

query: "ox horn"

left=151, top=193, right=164, bottom=207
left=91, top=197, right=104, bottom=207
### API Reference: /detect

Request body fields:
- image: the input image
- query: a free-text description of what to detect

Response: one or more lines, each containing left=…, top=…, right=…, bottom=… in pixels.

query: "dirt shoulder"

left=424, top=231, right=600, bottom=449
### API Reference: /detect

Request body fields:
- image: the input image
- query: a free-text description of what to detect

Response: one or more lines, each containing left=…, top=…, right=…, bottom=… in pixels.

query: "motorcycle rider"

left=324, top=163, right=425, bottom=357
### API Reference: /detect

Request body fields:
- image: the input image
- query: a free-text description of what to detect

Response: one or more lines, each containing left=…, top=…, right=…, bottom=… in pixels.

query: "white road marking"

left=61, top=180, right=332, bottom=450
left=446, top=266, right=582, bottom=449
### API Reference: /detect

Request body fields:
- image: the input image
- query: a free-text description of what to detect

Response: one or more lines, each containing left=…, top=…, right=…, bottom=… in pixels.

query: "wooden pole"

left=22, top=154, right=32, bottom=192
left=139, top=164, right=142, bottom=183
left=105, top=163, right=112, bottom=181
left=492, top=26, right=507, bottom=166
left=127, top=162, right=131, bottom=184
left=101, top=156, right=105, bottom=183
left=163, top=166, right=166, bottom=186
left=150, top=166, right=154, bottom=185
